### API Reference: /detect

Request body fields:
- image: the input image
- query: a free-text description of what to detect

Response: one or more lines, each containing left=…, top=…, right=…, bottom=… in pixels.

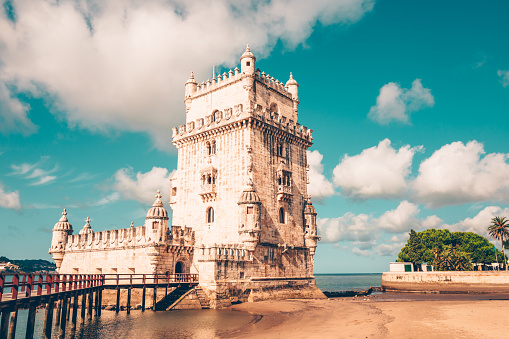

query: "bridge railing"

left=102, top=273, right=199, bottom=287
left=0, top=273, right=104, bottom=302
left=0, top=273, right=198, bottom=302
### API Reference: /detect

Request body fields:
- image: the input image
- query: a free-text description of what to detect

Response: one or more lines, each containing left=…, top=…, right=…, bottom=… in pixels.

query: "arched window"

left=206, top=141, right=211, bottom=155
left=207, top=207, right=215, bottom=223
left=211, top=140, right=216, bottom=154
left=279, top=207, right=285, bottom=224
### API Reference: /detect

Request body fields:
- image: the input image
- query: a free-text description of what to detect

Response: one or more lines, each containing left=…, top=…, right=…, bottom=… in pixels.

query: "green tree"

left=487, top=216, right=509, bottom=271
left=397, top=228, right=503, bottom=271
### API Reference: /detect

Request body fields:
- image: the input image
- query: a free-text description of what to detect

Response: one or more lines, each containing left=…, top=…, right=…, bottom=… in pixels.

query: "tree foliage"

left=397, top=229, right=504, bottom=271
left=487, top=216, right=509, bottom=270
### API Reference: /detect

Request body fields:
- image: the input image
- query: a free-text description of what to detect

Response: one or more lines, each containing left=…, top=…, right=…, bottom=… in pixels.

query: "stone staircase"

left=154, top=285, right=194, bottom=311
left=194, top=286, right=210, bottom=309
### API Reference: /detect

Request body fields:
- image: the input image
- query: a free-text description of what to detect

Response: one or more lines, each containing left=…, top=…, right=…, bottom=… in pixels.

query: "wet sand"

left=222, top=293, right=509, bottom=338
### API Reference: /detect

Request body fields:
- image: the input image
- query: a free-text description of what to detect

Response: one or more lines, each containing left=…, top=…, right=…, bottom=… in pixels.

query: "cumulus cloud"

left=318, top=200, right=441, bottom=256
left=445, top=206, right=509, bottom=238
left=307, top=150, right=334, bottom=201
left=377, top=200, right=420, bottom=233
left=333, top=139, right=422, bottom=199
left=0, top=0, right=374, bottom=149
left=413, top=141, right=509, bottom=207
left=113, top=166, right=173, bottom=205
left=498, top=70, right=509, bottom=87
left=368, top=79, right=434, bottom=124
left=0, top=183, right=21, bottom=210
left=318, top=213, right=374, bottom=244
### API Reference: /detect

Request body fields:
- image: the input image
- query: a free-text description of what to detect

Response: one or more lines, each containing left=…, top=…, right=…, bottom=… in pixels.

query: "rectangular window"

left=247, top=206, right=254, bottom=214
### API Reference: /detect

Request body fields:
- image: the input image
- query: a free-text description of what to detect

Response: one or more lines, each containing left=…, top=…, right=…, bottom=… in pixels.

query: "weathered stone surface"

left=49, top=46, right=323, bottom=308
left=382, top=272, right=509, bottom=293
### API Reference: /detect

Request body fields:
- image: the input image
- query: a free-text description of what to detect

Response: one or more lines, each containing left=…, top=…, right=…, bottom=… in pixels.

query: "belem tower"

left=49, top=45, right=324, bottom=308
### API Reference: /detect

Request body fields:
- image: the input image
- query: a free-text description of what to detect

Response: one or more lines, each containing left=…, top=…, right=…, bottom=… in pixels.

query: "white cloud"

left=307, top=150, right=334, bottom=201
left=377, top=200, right=420, bottom=233
left=333, top=139, right=422, bottom=199
left=498, top=70, right=509, bottom=87
left=113, top=166, right=173, bottom=205
left=375, top=243, right=403, bottom=257
left=0, top=183, right=21, bottom=210
left=10, top=158, right=59, bottom=186
left=445, top=206, right=509, bottom=239
left=413, top=140, right=509, bottom=207
left=318, top=213, right=375, bottom=244
left=368, top=79, right=434, bottom=124
left=0, top=78, right=37, bottom=135
left=0, top=0, right=374, bottom=149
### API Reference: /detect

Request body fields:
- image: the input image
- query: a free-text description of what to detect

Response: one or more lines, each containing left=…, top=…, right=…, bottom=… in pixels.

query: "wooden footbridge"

left=0, top=272, right=198, bottom=339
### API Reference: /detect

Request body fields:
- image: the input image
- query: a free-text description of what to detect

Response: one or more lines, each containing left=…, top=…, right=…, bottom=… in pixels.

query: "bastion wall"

left=382, top=271, right=509, bottom=293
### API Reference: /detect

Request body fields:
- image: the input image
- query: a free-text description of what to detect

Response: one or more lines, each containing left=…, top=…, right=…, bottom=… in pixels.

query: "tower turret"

left=285, top=73, right=299, bottom=113
left=184, top=72, right=197, bottom=112
left=240, top=44, right=256, bottom=75
left=79, top=217, right=94, bottom=235
left=303, top=196, right=320, bottom=256
left=49, top=209, right=73, bottom=270
left=237, top=179, right=261, bottom=251
left=145, top=190, right=169, bottom=243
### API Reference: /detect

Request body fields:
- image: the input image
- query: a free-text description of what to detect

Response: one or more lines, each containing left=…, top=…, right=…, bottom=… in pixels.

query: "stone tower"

left=171, top=45, right=322, bottom=306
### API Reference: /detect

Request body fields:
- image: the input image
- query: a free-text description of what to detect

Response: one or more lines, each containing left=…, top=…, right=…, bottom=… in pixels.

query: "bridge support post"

left=26, top=302, right=37, bottom=339
left=8, top=308, right=18, bottom=339
left=66, top=296, right=71, bottom=321
left=60, top=296, right=68, bottom=335
left=0, top=311, right=10, bottom=339
left=142, top=287, right=146, bottom=312
left=127, top=289, right=131, bottom=315
left=94, top=290, right=99, bottom=316
left=152, top=288, right=157, bottom=311
left=80, top=292, right=86, bottom=322
left=116, top=289, right=120, bottom=313
left=43, top=298, right=54, bottom=339
left=98, top=288, right=102, bottom=316
left=55, top=300, right=61, bottom=326
left=71, top=293, right=78, bottom=330
left=87, top=290, right=93, bottom=319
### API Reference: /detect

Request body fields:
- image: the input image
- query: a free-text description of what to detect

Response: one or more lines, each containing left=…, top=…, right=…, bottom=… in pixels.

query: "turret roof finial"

left=130, top=221, right=134, bottom=228
left=59, top=209, right=68, bottom=222
left=152, top=190, right=163, bottom=207
left=286, top=72, right=298, bottom=86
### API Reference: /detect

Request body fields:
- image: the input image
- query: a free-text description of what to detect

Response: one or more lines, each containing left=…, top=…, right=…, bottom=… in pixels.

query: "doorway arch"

left=175, top=261, right=184, bottom=274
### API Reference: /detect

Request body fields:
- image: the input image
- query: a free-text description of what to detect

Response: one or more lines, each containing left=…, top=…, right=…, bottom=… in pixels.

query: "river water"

left=5, top=273, right=382, bottom=338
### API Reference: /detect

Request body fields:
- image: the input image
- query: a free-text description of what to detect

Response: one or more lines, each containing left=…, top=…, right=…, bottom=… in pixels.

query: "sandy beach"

left=221, top=293, right=509, bottom=338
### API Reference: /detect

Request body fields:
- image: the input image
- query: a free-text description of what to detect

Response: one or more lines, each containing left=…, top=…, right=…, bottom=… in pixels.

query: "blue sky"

left=1, top=0, right=509, bottom=273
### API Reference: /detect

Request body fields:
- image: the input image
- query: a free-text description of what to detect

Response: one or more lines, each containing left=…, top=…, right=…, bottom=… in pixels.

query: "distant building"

left=50, top=46, right=323, bottom=308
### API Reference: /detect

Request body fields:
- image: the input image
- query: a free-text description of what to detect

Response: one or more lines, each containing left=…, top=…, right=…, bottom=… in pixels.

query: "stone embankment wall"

left=382, top=271, right=509, bottom=293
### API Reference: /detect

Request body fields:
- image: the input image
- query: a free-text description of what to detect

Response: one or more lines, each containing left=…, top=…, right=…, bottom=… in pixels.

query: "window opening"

left=207, top=207, right=215, bottom=223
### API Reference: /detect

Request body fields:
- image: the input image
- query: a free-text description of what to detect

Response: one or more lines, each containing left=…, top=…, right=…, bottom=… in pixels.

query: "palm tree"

left=488, top=216, right=509, bottom=271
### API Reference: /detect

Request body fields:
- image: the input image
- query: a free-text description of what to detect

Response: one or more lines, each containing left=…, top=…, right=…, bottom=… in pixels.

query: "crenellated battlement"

left=172, top=101, right=312, bottom=144
left=62, top=224, right=194, bottom=253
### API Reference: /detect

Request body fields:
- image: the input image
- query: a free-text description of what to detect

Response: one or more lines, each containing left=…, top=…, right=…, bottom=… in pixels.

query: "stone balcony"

left=200, top=183, right=217, bottom=202
left=277, top=185, right=292, bottom=202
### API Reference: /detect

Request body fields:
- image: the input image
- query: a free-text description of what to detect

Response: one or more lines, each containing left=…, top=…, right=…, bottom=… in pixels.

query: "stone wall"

left=382, top=271, right=509, bottom=293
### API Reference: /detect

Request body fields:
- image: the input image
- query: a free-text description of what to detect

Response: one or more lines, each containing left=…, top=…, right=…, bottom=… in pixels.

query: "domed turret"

left=79, top=217, right=94, bottom=235
left=49, top=209, right=74, bottom=270
left=240, top=44, right=256, bottom=75
left=145, top=190, right=169, bottom=243
left=146, top=190, right=169, bottom=219
left=238, top=181, right=261, bottom=204
left=53, top=208, right=73, bottom=232
left=285, top=73, right=299, bottom=113
left=238, top=179, right=261, bottom=251
left=185, top=72, right=197, bottom=112
left=304, top=196, right=320, bottom=256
